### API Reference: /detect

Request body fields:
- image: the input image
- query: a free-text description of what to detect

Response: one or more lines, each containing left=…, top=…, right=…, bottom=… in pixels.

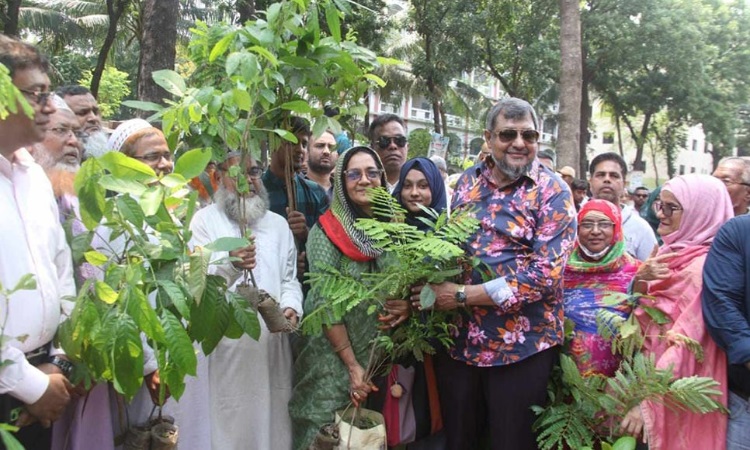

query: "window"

left=690, top=167, right=696, bottom=173
left=692, top=140, right=698, bottom=152
left=602, top=131, right=615, bottom=144
left=679, top=165, right=685, bottom=175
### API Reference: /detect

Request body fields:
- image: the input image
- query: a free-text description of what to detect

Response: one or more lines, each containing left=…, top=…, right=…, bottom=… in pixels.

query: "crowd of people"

left=2, top=35, right=750, bottom=450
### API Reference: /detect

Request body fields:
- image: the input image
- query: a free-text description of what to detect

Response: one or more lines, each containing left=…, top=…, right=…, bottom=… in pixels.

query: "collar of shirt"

left=0, top=148, right=34, bottom=179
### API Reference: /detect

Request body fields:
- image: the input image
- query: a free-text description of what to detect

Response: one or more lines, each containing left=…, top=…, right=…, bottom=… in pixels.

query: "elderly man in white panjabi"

left=175, top=152, right=303, bottom=450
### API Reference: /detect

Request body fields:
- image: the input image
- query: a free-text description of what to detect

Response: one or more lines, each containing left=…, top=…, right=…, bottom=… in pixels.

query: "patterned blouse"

left=449, top=160, right=577, bottom=367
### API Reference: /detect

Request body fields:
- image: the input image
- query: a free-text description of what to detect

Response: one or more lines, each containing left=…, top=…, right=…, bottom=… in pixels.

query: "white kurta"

left=0, top=149, right=75, bottom=404
left=169, top=204, right=303, bottom=450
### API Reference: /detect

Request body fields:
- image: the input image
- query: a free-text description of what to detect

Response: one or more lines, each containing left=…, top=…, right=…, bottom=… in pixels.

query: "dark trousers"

left=434, top=348, right=558, bottom=450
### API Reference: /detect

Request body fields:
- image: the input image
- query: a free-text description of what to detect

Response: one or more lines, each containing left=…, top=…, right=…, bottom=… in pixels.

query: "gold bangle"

left=332, top=341, right=351, bottom=353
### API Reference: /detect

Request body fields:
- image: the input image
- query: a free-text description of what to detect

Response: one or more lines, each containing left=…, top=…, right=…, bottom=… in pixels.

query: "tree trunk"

left=431, top=98, right=441, bottom=134
left=91, top=0, right=130, bottom=97
left=615, top=113, right=624, bottom=157
left=557, top=0, right=582, bottom=173
left=580, top=65, right=591, bottom=177
left=439, top=102, right=448, bottom=136
left=237, top=0, right=255, bottom=24
left=137, top=0, right=178, bottom=112
left=1, top=0, right=21, bottom=36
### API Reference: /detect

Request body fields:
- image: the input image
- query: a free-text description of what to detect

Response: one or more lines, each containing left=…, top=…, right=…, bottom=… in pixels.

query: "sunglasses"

left=376, top=136, right=407, bottom=149
left=344, top=168, right=383, bottom=182
left=492, top=129, right=540, bottom=144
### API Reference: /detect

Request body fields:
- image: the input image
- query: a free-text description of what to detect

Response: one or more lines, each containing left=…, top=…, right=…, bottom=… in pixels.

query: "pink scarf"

left=636, top=174, right=732, bottom=450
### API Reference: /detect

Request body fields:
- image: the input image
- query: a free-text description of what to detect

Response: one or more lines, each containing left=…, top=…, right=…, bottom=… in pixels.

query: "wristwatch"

left=455, top=285, right=467, bottom=306
left=49, top=356, right=74, bottom=380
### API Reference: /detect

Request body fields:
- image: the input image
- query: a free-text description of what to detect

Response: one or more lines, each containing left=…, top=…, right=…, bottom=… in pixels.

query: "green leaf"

left=210, top=32, right=236, bottom=62
left=202, top=296, right=231, bottom=354
left=157, top=280, right=191, bottom=320
left=174, top=148, right=212, bottom=180
left=229, top=292, right=261, bottom=340
left=325, top=3, right=342, bottom=42
left=98, top=175, right=147, bottom=196
left=0, top=426, right=23, bottom=450
left=312, top=116, right=330, bottom=141
left=159, top=173, right=187, bottom=188
left=83, top=250, right=109, bottom=268
left=98, top=152, right=156, bottom=182
left=75, top=159, right=106, bottom=229
left=115, top=195, right=145, bottom=229
left=226, top=52, right=242, bottom=76
left=249, top=45, right=278, bottom=66
left=640, top=305, right=671, bottom=325
left=125, top=288, right=165, bottom=343
left=232, top=88, right=253, bottom=112
left=10, top=273, right=36, bottom=293
left=280, top=100, right=312, bottom=114
left=188, top=248, right=211, bottom=303
left=110, top=316, right=144, bottom=399
left=204, top=237, right=251, bottom=253
left=273, top=129, right=298, bottom=143
left=612, top=436, right=637, bottom=450
left=152, top=70, right=187, bottom=97
left=121, top=100, right=163, bottom=112
left=95, top=281, right=118, bottom=305
left=139, top=186, right=164, bottom=216
left=420, top=285, right=436, bottom=309
left=363, top=73, right=387, bottom=88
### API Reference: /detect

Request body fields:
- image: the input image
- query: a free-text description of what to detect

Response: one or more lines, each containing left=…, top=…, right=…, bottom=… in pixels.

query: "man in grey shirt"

left=588, top=152, right=657, bottom=261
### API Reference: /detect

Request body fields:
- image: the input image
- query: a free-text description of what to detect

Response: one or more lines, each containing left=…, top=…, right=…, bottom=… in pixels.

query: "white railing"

left=410, top=108, right=432, bottom=120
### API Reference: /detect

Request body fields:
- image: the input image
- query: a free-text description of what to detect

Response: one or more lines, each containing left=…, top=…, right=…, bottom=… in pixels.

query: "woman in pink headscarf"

left=621, top=174, right=732, bottom=450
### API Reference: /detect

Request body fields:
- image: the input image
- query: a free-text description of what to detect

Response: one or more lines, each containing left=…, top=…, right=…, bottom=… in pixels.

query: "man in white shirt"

left=177, top=152, right=303, bottom=449
left=0, top=36, right=75, bottom=448
left=588, top=152, right=657, bottom=261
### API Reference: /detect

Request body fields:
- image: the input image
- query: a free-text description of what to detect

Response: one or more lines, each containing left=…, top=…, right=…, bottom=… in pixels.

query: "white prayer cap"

left=107, top=118, right=154, bottom=152
left=51, top=94, right=73, bottom=113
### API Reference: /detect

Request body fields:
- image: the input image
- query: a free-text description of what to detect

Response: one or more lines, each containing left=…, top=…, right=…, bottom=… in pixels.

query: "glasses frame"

left=48, top=126, right=88, bottom=140
left=344, top=168, right=383, bottom=183
left=579, top=221, right=615, bottom=232
left=18, top=88, right=52, bottom=107
left=492, top=129, right=540, bottom=144
left=718, top=178, right=750, bottom=189
left=652, top=200, right=683, bottom=218
left=376, top=135, right=407, bottom=149
left=132, top=152, right=173, bottom=164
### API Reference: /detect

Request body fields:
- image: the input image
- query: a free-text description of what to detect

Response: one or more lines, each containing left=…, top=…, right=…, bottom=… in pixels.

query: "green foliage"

left=134, top=0, right=390, bottom=160
left=0, top=63, right=34, bottom=121
left=79, top=66, right=131, bottom=119
left=58, top=150, right=260, bottom=401
left=408, top=128, right=431, bottom=158
left=302, top=187, right=479, bottom=362
left=533, top=300, right=726, bottom=449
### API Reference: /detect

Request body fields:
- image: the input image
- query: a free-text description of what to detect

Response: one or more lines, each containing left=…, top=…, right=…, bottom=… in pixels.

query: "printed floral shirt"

left=449, top=160, right=577, bottom=367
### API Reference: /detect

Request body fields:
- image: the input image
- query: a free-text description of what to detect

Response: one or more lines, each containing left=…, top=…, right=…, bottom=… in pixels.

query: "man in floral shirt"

left=414, top=97, right=577, bottom=449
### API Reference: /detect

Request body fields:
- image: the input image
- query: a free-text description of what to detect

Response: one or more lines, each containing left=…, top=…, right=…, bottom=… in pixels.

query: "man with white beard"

left=177, top=152, right=303, bottom=450
left=56, top=85, right=109, bottom=159
left=29, top=95, right=84, bottom=199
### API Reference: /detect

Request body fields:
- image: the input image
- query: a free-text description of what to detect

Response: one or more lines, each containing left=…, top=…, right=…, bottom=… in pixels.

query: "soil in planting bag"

left=335, top=408, right=386, bottom=450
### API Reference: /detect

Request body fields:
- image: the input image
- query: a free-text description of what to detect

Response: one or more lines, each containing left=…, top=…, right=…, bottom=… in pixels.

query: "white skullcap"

left=107, top=118, right=155, bottom=152
left=51, top=94, right=73, bottom=113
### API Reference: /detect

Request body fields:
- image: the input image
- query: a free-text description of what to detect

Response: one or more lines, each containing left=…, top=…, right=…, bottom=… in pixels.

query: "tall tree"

left=137, top=0, right=178, bottom=109
left=557, top=0, right=582, bottom=172
left=91, top=0, right=131, bottom=96
left=475, top=0, right=559, bottom=105
left=0, top=0, right=22, bottom=35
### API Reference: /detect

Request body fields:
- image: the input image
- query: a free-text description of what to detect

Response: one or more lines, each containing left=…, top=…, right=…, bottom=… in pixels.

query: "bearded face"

left=82, top=130, right=111, bottom=160
left=214, top=182, right=270, bottom=227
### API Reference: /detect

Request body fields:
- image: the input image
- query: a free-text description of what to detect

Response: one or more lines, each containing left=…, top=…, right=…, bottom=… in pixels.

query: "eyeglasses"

left=344, top=168, right=383, bottom=182
left=652, top=200, right=683, bottom=218
left=18, top=88, right=53, bottom=107
left=49, top=126, right=88, bottom=140
left=132, top=152, right=173, bottom=164
left=376, top=136, right=407, bottom=149
left=579, top=221, right=614, bottom=232
left=242, top=166, right=263, bottom=179
left=492, top=129, right=540, bottom=144
left=717, top=178, right=750, bottom=188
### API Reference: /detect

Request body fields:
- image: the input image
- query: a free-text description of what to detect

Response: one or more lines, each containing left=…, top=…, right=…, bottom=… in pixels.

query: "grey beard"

left=33, top=148, right=78, bottom=172
left=83, top=131, right=111, bottom=160
left=493, top=153, right=533, bottom=180
left=214, top=184, right=269, bottom=227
